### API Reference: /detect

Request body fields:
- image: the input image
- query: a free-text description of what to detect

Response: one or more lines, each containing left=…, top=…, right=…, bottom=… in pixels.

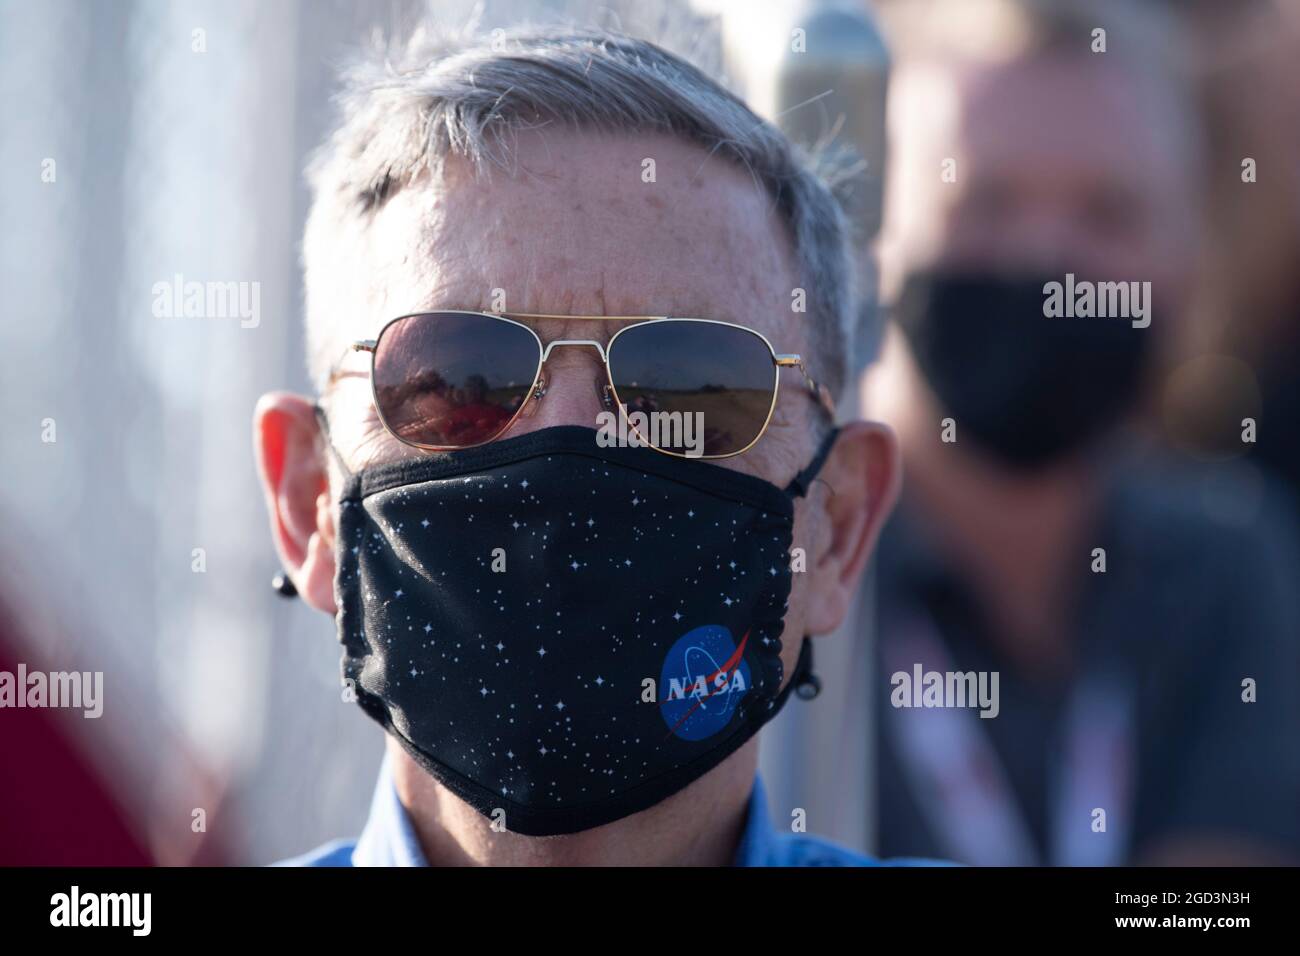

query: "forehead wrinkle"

left=352, top=132, right=804, bottom=359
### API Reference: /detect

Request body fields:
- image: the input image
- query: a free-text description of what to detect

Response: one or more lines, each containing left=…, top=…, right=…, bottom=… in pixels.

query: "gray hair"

left=302, top=24, right=857, bottom=403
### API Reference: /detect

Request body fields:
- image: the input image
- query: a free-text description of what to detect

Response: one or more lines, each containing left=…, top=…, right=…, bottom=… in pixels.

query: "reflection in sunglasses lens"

left=372, top=312, right=540, bottom=447
left=607, top=321, right=776, bottom=457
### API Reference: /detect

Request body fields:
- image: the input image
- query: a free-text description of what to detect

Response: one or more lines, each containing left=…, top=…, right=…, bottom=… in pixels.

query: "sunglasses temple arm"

left=324, top=340, right=376, bottom=386
left=789, top=360, right=837, bottom=419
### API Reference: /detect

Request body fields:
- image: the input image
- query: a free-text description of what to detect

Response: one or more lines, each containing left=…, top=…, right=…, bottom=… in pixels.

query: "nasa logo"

left=659, top=624, right=751, bottom=741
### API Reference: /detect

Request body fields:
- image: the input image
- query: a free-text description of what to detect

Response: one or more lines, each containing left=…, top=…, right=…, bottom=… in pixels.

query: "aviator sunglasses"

left=328, top=311, right=836, bottom=459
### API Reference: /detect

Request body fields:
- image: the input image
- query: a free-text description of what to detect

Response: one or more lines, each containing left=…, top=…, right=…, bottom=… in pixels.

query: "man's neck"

left=388, top=739, right=758, bottom=865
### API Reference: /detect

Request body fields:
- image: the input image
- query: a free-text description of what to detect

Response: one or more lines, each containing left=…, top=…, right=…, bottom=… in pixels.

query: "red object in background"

left=0, top=635, right=154, bottom=866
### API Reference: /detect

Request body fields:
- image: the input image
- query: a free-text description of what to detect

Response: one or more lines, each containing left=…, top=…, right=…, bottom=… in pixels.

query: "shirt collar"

left=351, top=752, right=777, bottom=867
left=730, top=773, right=779, bottom=866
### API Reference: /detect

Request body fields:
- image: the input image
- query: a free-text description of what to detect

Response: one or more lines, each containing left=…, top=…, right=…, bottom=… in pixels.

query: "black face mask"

left=324, top=424, right=834, bottom=836
left=895, top=270, right=1154, bottom=471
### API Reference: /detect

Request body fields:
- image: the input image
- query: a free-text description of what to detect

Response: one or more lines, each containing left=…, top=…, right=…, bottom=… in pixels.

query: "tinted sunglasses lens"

left=372, top=312, right=539, bottom=447
left=607, top=321, right=776, bottom=456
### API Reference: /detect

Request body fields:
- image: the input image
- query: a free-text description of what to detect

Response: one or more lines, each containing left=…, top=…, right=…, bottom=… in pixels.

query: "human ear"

left=802, top=420, right=901, bottom=635
left=253, top=392, right=337, bottom=614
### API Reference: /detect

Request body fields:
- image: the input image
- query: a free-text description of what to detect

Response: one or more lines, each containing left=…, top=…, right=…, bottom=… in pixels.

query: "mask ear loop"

left=784, top=426, right=840, bottom=499
left=779, top=426, right=840, bottom=699
left=270, top=571, right=298, bottom=598
left=791, top=636, right=821, bottom=701
left=271, top=402, right=352, bottom=599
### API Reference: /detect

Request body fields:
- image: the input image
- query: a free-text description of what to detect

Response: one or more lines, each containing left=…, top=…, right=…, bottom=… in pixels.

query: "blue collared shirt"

left=277, top=754, right=909, bottom=867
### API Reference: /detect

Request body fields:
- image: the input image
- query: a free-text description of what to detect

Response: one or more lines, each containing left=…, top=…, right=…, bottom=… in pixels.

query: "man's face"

left=310, top=130, right=829, bottom=683
left=883, top=53, right=1198, bottom=292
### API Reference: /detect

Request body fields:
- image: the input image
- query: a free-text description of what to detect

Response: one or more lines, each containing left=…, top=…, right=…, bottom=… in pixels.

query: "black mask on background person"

left=323, top=424, right=834, bottom=836
left=894, top=269, right=1154, bottom=471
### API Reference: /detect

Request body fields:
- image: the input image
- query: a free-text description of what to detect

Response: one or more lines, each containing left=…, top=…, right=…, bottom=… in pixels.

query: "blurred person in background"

left=862, top=0, right=1300, bottom=865
left=255, top=25, right=905, bottom=867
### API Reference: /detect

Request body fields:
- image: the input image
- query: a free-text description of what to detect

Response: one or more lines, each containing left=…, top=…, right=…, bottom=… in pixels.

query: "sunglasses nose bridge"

left=530, top=340, right=611, bottom=408
left=539, top=339, right=609, bottom=365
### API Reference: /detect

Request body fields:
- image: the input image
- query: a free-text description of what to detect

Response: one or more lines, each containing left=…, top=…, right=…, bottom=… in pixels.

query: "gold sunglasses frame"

left=336, top=311, right=835, bottom=460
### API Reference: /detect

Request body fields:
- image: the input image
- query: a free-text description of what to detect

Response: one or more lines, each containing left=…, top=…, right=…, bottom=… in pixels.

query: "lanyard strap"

left=882, top=612, right=1133, bottom=866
